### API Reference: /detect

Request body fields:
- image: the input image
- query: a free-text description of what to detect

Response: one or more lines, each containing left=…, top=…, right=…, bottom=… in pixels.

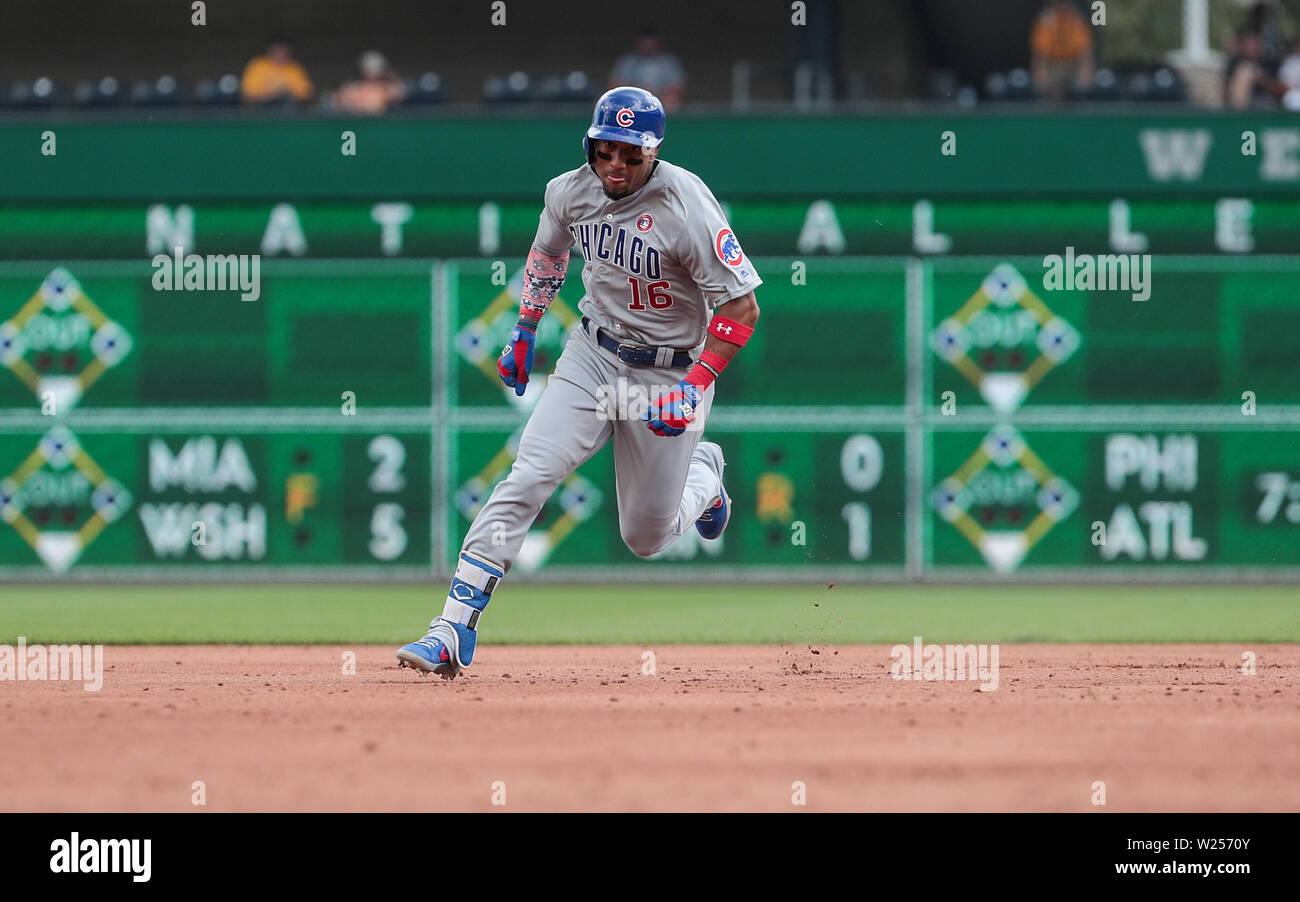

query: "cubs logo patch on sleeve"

left=714, top=228, right=744, bottom=267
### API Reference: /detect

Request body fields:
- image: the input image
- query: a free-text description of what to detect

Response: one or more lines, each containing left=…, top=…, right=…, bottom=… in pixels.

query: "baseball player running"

left=397, top=86, right=762, bottom=679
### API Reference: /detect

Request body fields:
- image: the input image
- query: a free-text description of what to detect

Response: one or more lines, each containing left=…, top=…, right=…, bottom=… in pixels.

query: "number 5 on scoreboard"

left=369, top=503, right=408, bottom=560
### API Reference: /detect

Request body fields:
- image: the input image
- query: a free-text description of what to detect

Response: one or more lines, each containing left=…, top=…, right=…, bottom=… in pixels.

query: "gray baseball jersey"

left=532, top=158, right=763, bottom=350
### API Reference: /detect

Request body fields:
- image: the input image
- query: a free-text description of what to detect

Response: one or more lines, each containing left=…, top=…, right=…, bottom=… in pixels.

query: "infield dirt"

left=3, top=644, right=1296, bottom=812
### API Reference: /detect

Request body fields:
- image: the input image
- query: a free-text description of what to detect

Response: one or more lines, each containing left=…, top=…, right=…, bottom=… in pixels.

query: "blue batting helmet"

left=583, top=86, right=665, bottom=165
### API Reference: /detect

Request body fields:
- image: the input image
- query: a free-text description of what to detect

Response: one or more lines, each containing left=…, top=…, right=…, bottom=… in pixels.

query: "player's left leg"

left=397, top=328, right=617, bottom=680
left=611, top=378, right=725, bottom=557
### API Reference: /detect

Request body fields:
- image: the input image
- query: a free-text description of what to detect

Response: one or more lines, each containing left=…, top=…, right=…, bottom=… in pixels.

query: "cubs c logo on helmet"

left=714, top=228, right=744, bottom=267
left=636, top=214, right=653, bottom=232
left=584, top=88, right=665, bottom=163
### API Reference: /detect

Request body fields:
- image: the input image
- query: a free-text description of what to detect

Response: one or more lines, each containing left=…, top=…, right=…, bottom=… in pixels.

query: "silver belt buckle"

left=616, top=342, right=645, bottom=363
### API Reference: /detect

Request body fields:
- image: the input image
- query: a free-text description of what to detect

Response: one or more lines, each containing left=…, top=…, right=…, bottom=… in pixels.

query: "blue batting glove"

left=643, top=378, right=704, bottom=437
left=497, top=319, right=538, bottom=397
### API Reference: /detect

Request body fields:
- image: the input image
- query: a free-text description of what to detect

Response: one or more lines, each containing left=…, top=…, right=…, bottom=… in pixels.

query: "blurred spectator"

left=335, top=50, right=405, bottom=114
left=1278, top=35, right=1300, bottom=108
left=1249, top=1, right=1285, bottom=74
left=1225, top=30, right=1285, bottom=109
left=1030, top=0, right=1095, bottom=102
left=608, top=33, right=685, bottom=111
left=241, top=35, right=313, bottom=105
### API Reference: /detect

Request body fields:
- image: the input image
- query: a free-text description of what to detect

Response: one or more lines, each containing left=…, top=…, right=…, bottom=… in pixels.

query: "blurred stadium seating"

left=401, top=72, right=451, bottom=106
left=73, top=76, right=126, bottom=108
left=982, top=64, right=1190, bottom=104
left=195, top=74, right=242, bottom=107
left=0, top=0, right=1251, bottom=114
left=7, top=76, right=59, bottom=109
left=129, top=75, right=185, bottom=108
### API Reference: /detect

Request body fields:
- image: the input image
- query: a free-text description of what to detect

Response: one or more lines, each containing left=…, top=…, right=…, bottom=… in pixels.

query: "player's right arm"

left=498, top=179, right=573, bottom=396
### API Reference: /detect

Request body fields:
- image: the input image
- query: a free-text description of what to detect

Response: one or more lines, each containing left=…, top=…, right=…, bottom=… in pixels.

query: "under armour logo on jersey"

left=616, top=107, right=635, bottom=126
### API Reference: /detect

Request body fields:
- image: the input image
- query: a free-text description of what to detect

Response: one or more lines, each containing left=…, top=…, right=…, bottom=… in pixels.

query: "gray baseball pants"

left=460, top=321, right=721, bottom=574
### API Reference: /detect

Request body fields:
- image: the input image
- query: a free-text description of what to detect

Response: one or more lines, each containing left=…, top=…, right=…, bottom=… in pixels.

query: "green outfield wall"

left=5, top=111, right=1300, bottom=202
left=2, top=110, right=1298, bottom=582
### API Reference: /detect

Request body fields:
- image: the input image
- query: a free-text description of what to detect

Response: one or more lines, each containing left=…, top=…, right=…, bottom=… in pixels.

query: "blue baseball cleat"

left=396, top=618, right=478, bottom=681
left=695, top=486, right=731, bottom=540
left=694, top=441, right=731, bottom=540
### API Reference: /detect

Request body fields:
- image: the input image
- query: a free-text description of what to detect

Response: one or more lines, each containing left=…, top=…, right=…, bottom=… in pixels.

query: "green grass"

left=0, top=583, right=1296, bottom=645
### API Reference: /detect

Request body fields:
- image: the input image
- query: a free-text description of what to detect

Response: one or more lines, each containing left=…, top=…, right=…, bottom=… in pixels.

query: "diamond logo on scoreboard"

left=0, top=268, right=133, bottom=411
left=0, top=426, right=132, bottom=573
left=931, top=426, right=1077, bottom=573
left=931, top=263, right=1078, bottom=414
left=454, top=265, right=581, bottom=411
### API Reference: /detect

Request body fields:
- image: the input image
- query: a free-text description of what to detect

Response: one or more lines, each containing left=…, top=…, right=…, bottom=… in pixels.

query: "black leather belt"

left=582, top=316, right=693, bottom=369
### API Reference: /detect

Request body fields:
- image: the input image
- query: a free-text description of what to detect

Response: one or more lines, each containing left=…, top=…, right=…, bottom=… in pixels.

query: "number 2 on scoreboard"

left=367, top=435, right=406, bottom=492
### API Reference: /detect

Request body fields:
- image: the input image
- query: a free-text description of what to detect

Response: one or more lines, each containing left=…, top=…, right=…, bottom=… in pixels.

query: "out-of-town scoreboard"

left=2, top=251, right=1297, bottom=580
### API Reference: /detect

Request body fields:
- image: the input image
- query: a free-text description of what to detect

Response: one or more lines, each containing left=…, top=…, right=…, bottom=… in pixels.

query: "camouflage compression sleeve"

left=519, top=244, right=570, bottom=323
